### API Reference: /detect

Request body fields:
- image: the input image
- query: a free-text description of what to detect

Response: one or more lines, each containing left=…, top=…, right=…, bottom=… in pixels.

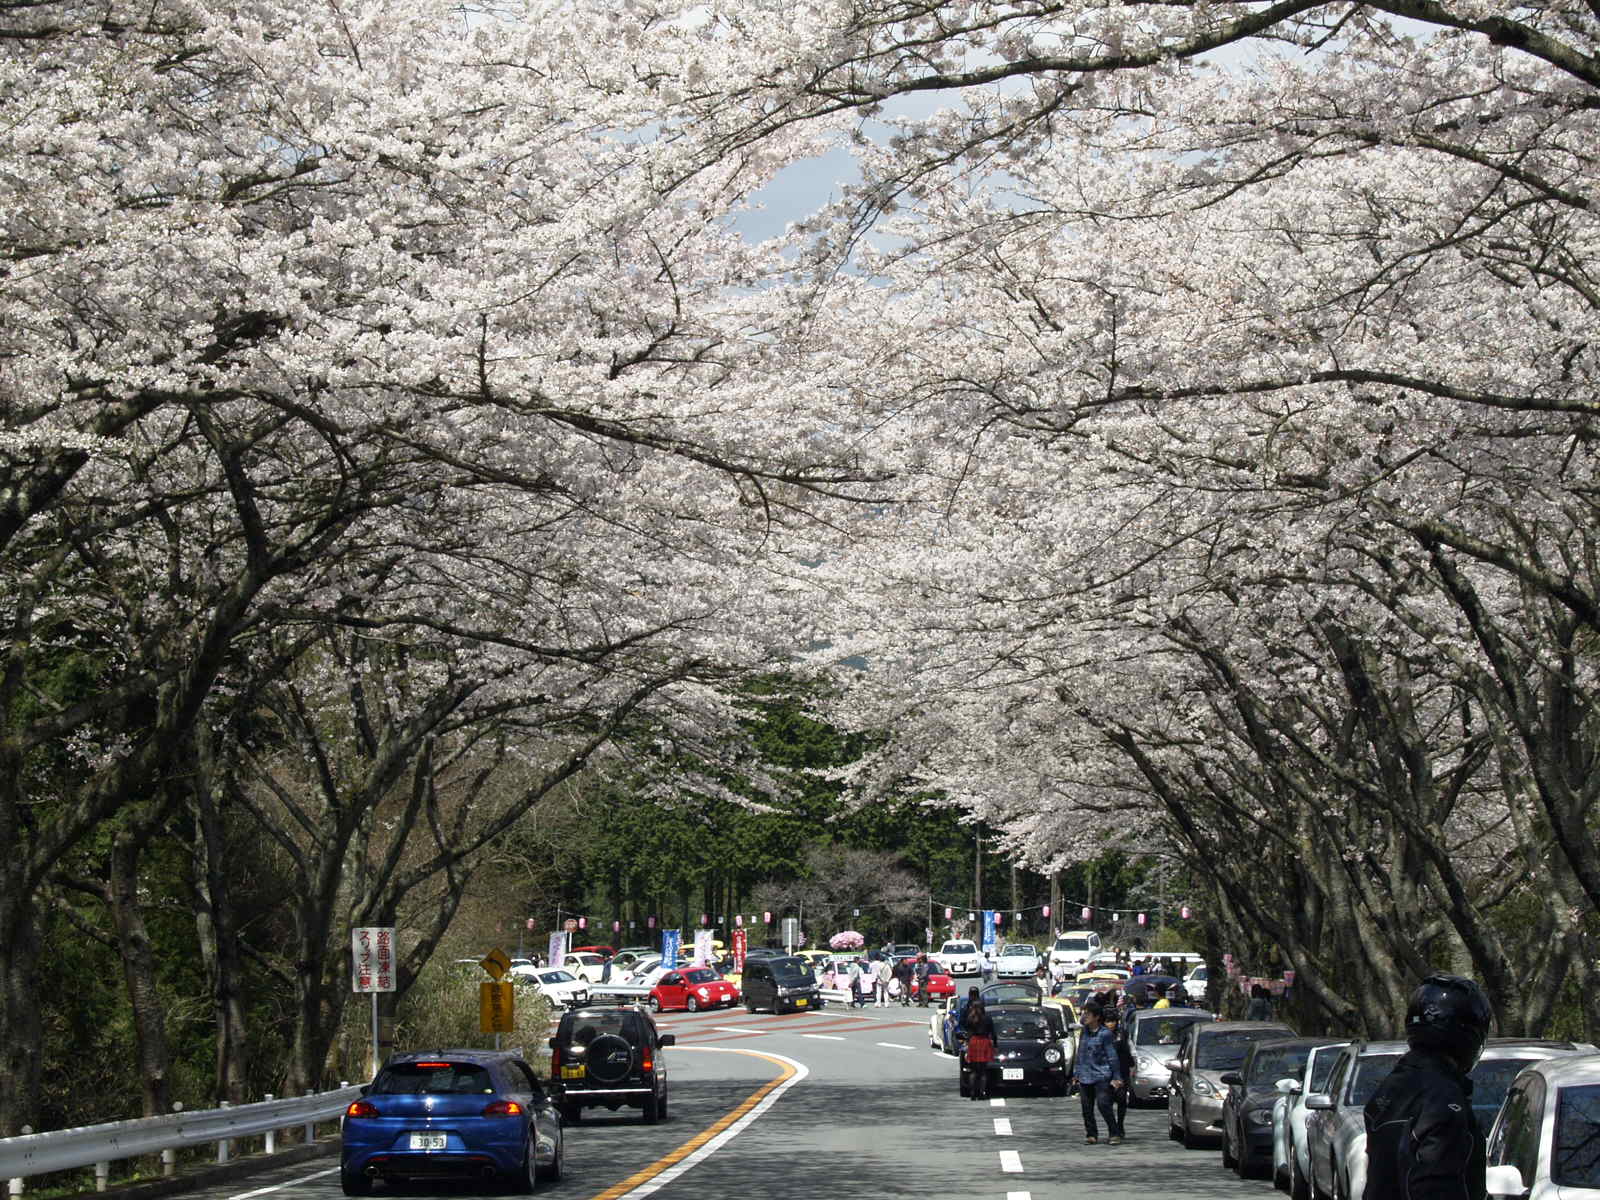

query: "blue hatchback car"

left=340, top=1049, right=564, bottom=1195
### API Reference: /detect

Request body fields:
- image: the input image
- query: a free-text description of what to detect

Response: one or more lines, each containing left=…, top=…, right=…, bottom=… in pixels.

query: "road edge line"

left=586, top=1047, right=807, bottom=1200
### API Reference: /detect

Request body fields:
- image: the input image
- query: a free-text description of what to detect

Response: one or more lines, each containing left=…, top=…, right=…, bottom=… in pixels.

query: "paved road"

left=179, top=1002, right=1280, bottom=1200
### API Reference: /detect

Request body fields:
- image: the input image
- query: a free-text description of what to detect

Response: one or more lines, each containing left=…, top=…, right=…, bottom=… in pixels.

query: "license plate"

left=1002, top=1068, right=1024, bottom=1080
left=408, top=1133, right=446, bottom=1150
left=561, top=1066, right=584, bottom=1079
left=795, top=998, right=808, bottom=1007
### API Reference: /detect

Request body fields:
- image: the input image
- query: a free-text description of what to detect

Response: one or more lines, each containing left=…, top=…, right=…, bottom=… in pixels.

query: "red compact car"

left=911, top=971, right=956, bottom=1000
left=648, top=965, right=740, bottom=1011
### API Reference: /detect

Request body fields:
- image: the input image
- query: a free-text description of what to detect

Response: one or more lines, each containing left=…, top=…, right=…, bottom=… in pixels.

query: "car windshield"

left=1248, top=1045, right=1315, bottom=1085
left=1470, top=1058, right=1540, bottom=1118
left=772, top=961, right=813, bottom=983
left=1348, top=1054, right=1403, bottom=1105
left=373, top=1062, right=494, bottom=1095
left=684, top=968, right=717, bottom=983
left=1197, top=1031, right=1291, bottom=1070
left=1055, top=937, right=1090, bottom=952
left=1004, top=945, right=1039, bottom=957
left=943, top=942, right=976, bottom=954
left=995, top=1012, right=1054, bottom=1040
left=538, top=970, right=575, bottom=983
left=1137, top=1017, right=1205, bottom=1047
left=985, top=984, right=1042, bottom=1004
left=1552, top=1084, right=1600, bottom=1188
left=568, top=1012, right=629, bottom=1043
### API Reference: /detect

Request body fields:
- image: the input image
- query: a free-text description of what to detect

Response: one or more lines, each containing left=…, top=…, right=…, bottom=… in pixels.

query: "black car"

left=339, top=1049, right=564, bottom=1194
left=548, top=1005, right=673, bottom=1123
left=980, top=981, right=1045, bottom=1007
left=960, top=1004, right=1072, bottom=1097
left=1221, top=1037, right=1339, bottom=1178
left=742, top=955, right=821, bottom=1013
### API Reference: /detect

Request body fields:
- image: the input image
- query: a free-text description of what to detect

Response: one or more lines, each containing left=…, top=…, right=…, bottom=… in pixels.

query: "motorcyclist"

left=1364, top=974, right=1493, bottom=1200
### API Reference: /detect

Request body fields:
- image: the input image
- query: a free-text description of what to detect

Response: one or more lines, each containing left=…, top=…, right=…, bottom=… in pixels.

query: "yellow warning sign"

left=480, top=948, right=511, bottom=980
left=479, top=981, right=514, bottom=1033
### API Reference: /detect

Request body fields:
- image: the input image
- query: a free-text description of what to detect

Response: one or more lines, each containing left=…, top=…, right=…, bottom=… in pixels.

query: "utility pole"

left=973, top=829, right=983, bottom=909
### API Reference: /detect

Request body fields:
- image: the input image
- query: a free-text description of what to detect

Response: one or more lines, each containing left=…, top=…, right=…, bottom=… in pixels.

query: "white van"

left=937, top=939, right=983, bottom=976
left=1047, top=930, right=1102, bottom=974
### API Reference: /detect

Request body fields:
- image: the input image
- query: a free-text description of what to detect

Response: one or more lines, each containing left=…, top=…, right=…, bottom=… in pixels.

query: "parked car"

left=1272, top=1039, right=1350, bottom=1200
left=931, top=993, right=964, bottom=1053
left=1168, top=1020, right=1298, bottom=1148
left=619, top=956, right=661, bottom=984
left=571, top=944, right=615, bottom=959
left=547, top=1004, right=673, bottom=1123
left=340, top=1049, right=563, bottom=1195
left=1126, top=1007, right=1215, bottom=1104
left=994, top=943, right=1043, bottom=978
left=910, top=969, right=956, bottom=1001
left=1223, top=1038, right=1339, bottom=1178
left=1184, top=965, right=1210, bottom=1003
left=980, top=980, right=1045, bottom=1007
left=648, top=965, right=740, bottom=1012
left=960, top=1004, right=1072, bottom=1097
left=741, top=955, right=821, bottom=1013
left=1047, top=930, right=1103, bottom=976
left=1470, top=1039, right=1600, bottom=1129
left=1303, top=1039, right=1407, bottom=1200
left=509, top=966, right=590, bottom=1008
left=1485, top=1051, right=1600, bottom=1200
left=561, top=952, right=610, bottom=983
left=937, top=939, right=983, bottom=977
left=611, top=946, right=654, bottom=969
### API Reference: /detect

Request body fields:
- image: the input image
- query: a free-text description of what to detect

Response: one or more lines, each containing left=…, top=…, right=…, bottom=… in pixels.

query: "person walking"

left=960, top=997, right=997, bottom=1100
left=893, top=955, right=914, bottom=1006
left=1104, top=1006, right=1135, bottom=1135
left=1364, top=974, right=1493, bottom=1200
left=1074, top=1001, right=1126, bottom=1145
left=847, top=958, right=865, bottom=1007
left=1246, top=983, right=1274, bottom=1021
left=873, top=955, right=892, bottom=1007
left=914, top=954, right=934, bottom=1007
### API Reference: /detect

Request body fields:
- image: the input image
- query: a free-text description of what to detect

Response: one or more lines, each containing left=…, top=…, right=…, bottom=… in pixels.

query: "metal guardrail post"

left=303, top=1092, right=315, bottom=1144
left=263, top=1097, right=275, bottom=1154
left=9, top=1126, right=30, bottom=1197
left=216, top=1102, right=230, bottom=1163
left=94, top=1161, right=108, bottom=1192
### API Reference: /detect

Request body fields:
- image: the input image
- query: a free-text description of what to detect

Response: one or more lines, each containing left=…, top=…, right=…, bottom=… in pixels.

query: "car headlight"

left=1192, top=1077, right=1217, bottom=1097
left=1249, top=1109, right=1274, bottom=1126
left=1136, top=1053, right=1159, bottom=1071
left=1045, top=1048, right=1063, bottom=1064
left=697, top=987, right=710, bottom=998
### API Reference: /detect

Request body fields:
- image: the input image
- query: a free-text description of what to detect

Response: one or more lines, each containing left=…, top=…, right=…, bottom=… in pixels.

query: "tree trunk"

left=108, top=818, right=173, bottom=1116
left=190, top=784, right=250, bottom=1104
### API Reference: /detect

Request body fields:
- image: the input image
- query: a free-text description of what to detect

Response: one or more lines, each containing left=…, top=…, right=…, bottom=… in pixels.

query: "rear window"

left=1553, top=1084, right=1600, bottom=1188
left=1137, top=1017, right=1204, bottom=1047
left=374, top=1062, right=494, bottom=1094
left=1248, top=1045, right=1315, bottom=1085
left=994, top=1012, right=1053, bottom=1040
left=566, top=1012, right=631, bottom=1043
left=1055, top=937, right=1090, bottom=952
left=1197, top=1030, right=1291, bottom=1070
left=1348, top=1054, right=1403, bottom=1105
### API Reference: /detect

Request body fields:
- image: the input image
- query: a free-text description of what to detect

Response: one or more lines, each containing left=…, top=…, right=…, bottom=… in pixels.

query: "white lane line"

left=227, top=1168, right=340, bottom=1199
left=613, top=1047, right=810, bottom=1199
left=1007, top=1193, right=1033, bottom=1200
left=999, top=1149, right=1024, bottom=1173
left=876, top=1041, right=915, bottom=1049
left=802, top=1033, right=846, bottom=1041
left=713, top=1026, right=768, bottom=1034
left=994, top=1117, right=1013, bottom=1136
left=990, top=1097, right=1006, bottom=1106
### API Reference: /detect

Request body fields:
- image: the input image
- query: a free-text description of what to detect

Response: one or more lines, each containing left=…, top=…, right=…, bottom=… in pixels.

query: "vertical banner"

left=980, top=909, right=998, bottom=954
left=732, top=927, right=748, bottom=970
left=546, top=931, right=565, bottom=969
left=661, top=928, right=682, bottom=968
left=693, top=928, right=715, bottom=964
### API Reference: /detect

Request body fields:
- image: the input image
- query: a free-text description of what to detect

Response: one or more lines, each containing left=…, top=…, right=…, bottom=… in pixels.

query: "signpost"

left=476, top=947, right=514, bottom=1045
left=351, top=927, right=396, bottom=1077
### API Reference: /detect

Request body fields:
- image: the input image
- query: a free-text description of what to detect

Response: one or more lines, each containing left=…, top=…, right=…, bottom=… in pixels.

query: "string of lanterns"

left=548, top=901, right=1197, bottom=934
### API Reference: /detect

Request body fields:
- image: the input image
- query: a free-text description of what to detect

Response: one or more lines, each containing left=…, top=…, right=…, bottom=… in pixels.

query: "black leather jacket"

left=1363, top=1048, right=1485, bottom=1200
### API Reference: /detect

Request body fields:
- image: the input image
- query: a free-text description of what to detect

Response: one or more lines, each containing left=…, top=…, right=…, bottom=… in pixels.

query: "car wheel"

left=1292, top=1152, right=1311, bottom=1200
left=958, top=1068, right=970, bottom=1097
left=643, top=1092, right=660, bottom=1124
left=647, top=995, right=661, bottom=1011
left=687, top=996, right=699, bottom=1012
left=1223, top=1123, right=1238, bottom=1169
left=659, top=1087, right=669, bottom=1119
left=510, top=1139, right=537, bottom=1194
left=340, top=1172, right=371, bottom=1196
left=745, top=997, right=756, bottom=1013
left=1181, top=1108, right=1202, bottom=1149
left=538, top=1126, right=564, bottom=1182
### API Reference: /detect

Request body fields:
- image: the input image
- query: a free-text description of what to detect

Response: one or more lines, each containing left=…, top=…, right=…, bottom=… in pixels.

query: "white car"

left=1486, top=1052, right=1600, bottom=1200
left=1271, top=1040, right=1349, bottom=1199
left=561, top=951, right=609, bottom=982
left=1185, top=964, right=1209, bottom=1003
left=1304, top=1039, right=1407, bottom=1200
left=509, top=966, right=590, bottom=1007
left=937, top=939, right=982, bottom=976
left=621, top=956, right=662, bottom=984
left=1047, top=930, right=1102, bottom=976
left=993, top=942, right=1042, bottom=978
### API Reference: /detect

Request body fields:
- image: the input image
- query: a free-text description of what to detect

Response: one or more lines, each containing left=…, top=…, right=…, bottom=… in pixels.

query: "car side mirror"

left=1163, top=1059, right=1182, bottom=1073
left=1485, top=1165, right=1528, bottom=1198
left=658, top=1033, right=676, bottom=1047
left=1304, top=1094, right=1334, bottom=1110
left=1220, top=1072, right=1243, bottom=1086
left=1276, top=1078, right=1302, bottom=1095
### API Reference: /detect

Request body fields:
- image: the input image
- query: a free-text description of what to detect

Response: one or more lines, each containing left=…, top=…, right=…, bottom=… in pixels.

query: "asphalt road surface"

left=179, top=1002, right=1281, bottom=1200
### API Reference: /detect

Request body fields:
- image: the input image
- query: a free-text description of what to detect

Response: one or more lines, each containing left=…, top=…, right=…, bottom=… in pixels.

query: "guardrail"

left=0, top=1085, right=362, bottom=1194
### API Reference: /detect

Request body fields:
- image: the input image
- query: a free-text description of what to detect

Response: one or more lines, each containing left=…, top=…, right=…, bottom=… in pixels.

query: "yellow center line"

left=584, top=1049, right=797, bottom=1200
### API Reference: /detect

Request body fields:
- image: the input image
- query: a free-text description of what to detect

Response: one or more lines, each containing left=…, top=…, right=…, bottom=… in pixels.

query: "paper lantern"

left=1081, top=907, right=1091, bottom=921
left=735, top=915, right=743, bottom=926
left=1137, top=912, right=1147, bottom=926
left=578, top=916, right=587, bottom=929
left=612, top=920, right=620, bottom=932
left=1042, top=905, right=1050, bottom=918
left=700, top=913, right=708, bottom=925
left=968, top=912, right=976, bottom=922
left=1013, top=912, right=1021, bottom=923
left=1181, top=905, right=1191, bottom=919
left=995, top=911, right=1004, bottom=925
left=525, top=917, right=535, bottom=929
left=647, top=915, right=655, bottom=928
left=764, top=911, right=772, bottom=923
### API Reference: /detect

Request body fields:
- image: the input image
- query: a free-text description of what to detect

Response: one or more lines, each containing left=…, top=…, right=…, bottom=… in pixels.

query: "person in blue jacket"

left=1074, top=1001, right=1126, bottom=1144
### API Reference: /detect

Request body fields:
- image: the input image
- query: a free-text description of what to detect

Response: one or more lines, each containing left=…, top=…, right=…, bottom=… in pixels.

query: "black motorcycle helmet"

left=1404, top=974, right=1492, bottom=1073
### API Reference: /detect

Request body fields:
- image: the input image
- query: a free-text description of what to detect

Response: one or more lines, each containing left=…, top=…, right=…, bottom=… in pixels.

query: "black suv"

left=548, top=1005, right=673, bottom=1123
left=741, top=955, right=821, bottom=1013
